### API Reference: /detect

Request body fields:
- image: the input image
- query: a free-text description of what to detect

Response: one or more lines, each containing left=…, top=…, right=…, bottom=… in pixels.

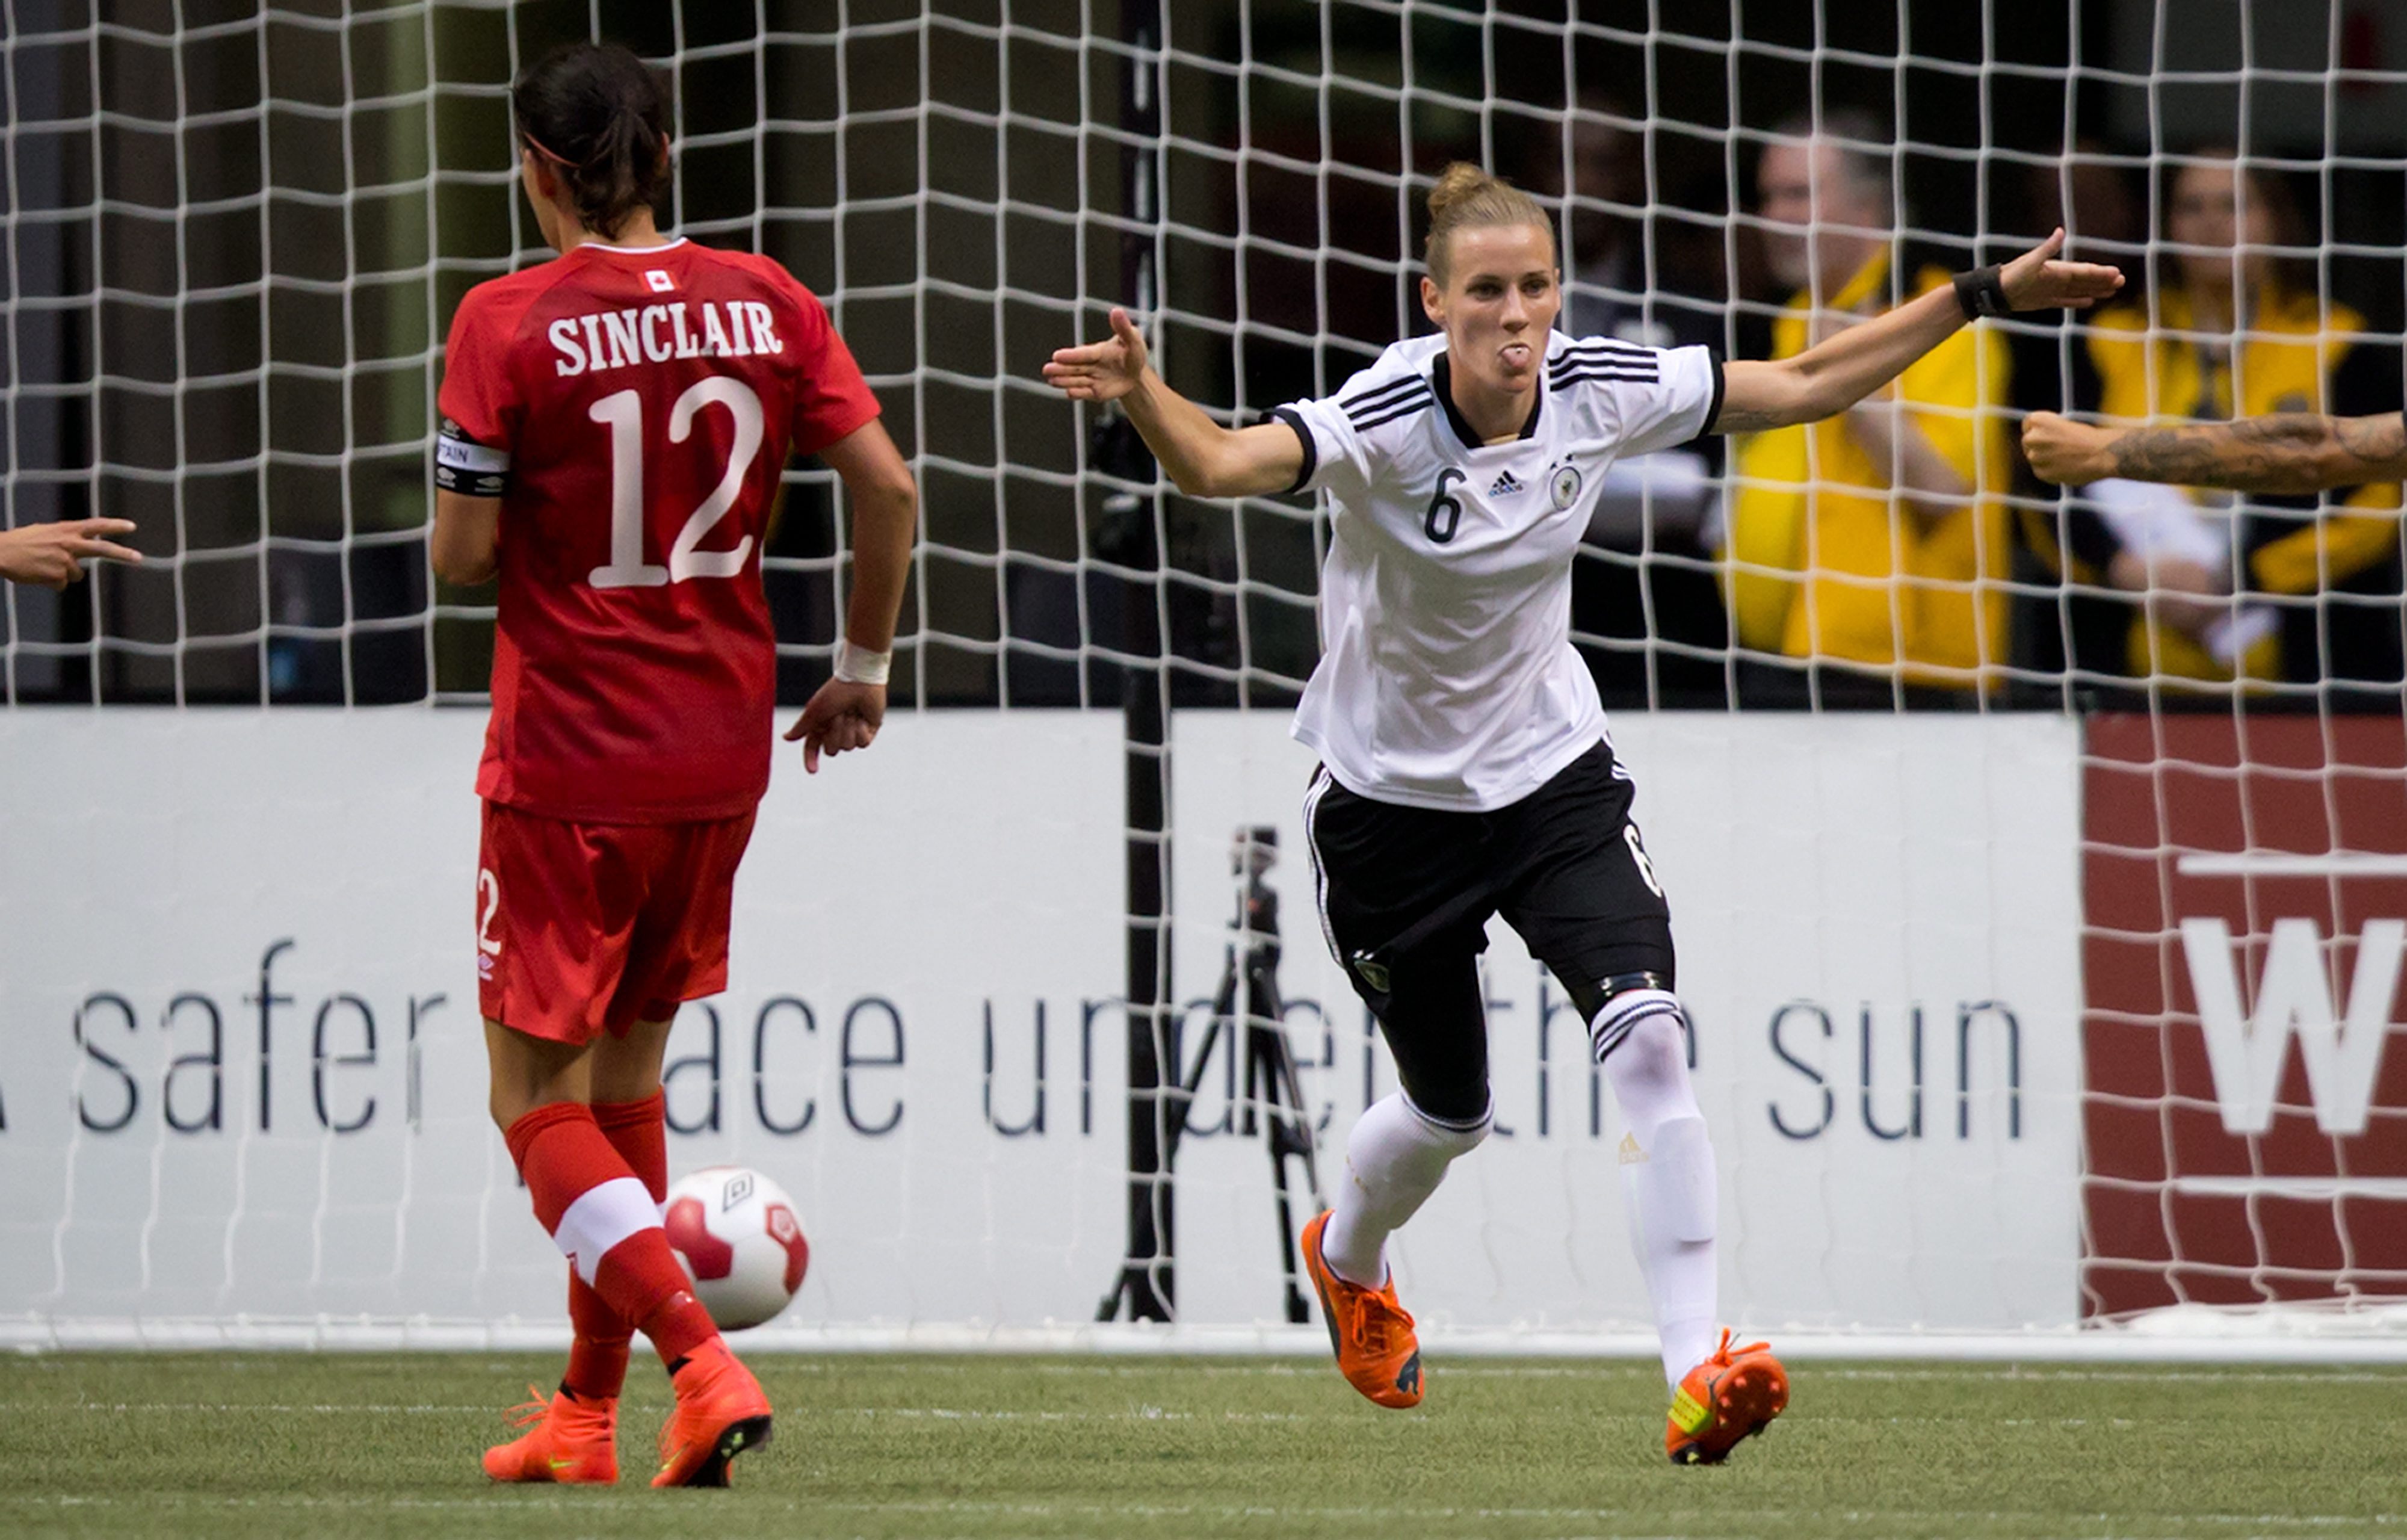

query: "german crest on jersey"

left=1548, top=461, right=1583, bottom=510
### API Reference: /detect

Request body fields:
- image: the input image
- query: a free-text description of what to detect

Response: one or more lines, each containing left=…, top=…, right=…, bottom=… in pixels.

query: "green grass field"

left=2, top=1352, right=2402, bottom=1538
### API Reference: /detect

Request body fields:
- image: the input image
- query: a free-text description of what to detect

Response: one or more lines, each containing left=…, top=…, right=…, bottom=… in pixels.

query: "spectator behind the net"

left=1721, top=110, right=2013, bottom=705
left=2022, top=149, right=2403, bottom=691
left=2001, top=143, right=2146, bottom=683
left=1524, top=93, right=1734, bottom=703
left=0, top=520, right=139, bottom=589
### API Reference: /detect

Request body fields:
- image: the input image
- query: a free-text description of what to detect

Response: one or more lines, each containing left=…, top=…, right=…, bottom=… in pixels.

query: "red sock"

left=561, top=1092, right=669, bottom=1399
left=563, top=1276, right=630, bottom=1402
left=505, top=1101, right=717, bottom=1369
left=595, top=1091, right=668, bottom=1199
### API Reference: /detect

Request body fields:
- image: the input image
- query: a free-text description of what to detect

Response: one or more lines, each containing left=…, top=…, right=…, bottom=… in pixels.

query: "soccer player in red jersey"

left=430, top=43, right=915, bottom=1489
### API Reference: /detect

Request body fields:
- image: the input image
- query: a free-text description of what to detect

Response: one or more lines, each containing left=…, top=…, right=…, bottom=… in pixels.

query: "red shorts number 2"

left=476, top=800, right=759, bottom=1045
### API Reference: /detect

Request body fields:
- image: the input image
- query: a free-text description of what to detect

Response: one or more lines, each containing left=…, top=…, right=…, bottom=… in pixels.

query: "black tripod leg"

left=1244, top=1016, right=1321, bottom=1323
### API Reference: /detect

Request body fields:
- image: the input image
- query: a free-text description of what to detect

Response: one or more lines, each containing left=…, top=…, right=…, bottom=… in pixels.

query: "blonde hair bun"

left=1423, top=161, right=1554, bottom=285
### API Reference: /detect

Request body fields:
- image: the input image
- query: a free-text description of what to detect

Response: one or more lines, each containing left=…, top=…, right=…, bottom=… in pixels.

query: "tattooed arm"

left=2022, top=409, right=2407, bottom=495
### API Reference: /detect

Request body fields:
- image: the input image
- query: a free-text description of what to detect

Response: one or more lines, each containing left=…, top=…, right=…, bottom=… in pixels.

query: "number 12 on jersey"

left=587, top=377, right=765, bottom=589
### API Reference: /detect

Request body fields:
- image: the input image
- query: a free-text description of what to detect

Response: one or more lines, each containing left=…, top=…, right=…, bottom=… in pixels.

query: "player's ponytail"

left=1423, top=162, right=1555, bottom=287
left=510, top=42, right=671, bottom=241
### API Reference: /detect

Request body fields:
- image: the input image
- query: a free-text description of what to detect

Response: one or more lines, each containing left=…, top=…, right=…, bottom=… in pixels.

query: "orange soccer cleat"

left=1300, top=1210, right=1425, bottom=1409
left=651, top=1337, right=774, bottom=1488
left=1665, top=1329, right=1790, bottom=1465
left=483, top=1385, right=619, bottom=1484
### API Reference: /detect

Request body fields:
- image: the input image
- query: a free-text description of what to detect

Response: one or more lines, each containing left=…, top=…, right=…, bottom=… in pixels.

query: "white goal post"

left=3, top=1, right=2406, bottom=1360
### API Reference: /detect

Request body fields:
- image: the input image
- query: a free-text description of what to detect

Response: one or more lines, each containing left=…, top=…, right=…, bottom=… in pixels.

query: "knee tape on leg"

left=1633, top=1113, right=1717, bottom=1243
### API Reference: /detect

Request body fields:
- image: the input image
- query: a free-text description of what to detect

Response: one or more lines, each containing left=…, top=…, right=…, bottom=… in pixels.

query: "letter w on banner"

left=2180, top=917, right=2403, bottom=1135
left=2080, top=712, right=2407, bottom=1320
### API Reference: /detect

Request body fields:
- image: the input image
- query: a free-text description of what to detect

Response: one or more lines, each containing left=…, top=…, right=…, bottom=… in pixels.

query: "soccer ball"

left=662, top=1165, right=810, bottom=1331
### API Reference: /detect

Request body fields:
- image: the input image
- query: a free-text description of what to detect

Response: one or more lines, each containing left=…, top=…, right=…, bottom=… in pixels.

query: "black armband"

left=434, top=418, right=511, bottom=498
left=1952, top=264, right=2010, bottom=321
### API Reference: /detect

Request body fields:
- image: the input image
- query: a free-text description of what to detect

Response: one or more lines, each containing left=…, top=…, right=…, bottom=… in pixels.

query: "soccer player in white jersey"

left=1045, top=162, right=2119, bottom=1462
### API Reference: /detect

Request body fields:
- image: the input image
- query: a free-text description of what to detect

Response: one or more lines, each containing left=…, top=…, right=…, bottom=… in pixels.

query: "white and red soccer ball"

left=663, top=1166, right=809, bottom=1331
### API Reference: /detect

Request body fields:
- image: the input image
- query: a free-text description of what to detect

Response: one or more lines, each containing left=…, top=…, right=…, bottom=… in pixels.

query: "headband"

left=519, top=119, right=658, bottom=170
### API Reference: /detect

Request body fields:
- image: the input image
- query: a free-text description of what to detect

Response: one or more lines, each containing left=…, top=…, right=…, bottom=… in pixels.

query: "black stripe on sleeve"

left=1550, top=368, right=1661, bottom=388
left=1342, top=373, right=1429, bottom=408
left=1271, top=406, right=1317, bottom=495
left=1551, top=340, right=1658, bottom=363
left=1550, top=344, right=1658, bottom=374
left=1699, top=354, right=1728, bottom=436
left=1340, top=376, right=1430, bottom=421
left=1351, top=397, right=1438, bottom=434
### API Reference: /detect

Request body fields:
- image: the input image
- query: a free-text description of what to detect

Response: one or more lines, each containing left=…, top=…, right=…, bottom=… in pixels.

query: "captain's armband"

left=434, top=418, right=511, bottom=498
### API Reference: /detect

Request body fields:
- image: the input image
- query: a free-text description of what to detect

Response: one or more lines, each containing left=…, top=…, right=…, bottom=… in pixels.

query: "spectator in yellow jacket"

left=1723, top=111, right=2013, bottom=702
left=2021, top=150, right=2402, bottom=689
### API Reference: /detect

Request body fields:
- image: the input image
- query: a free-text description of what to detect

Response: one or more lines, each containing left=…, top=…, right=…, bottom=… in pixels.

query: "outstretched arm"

left=2022, top=409, right=2407, bottom=495
left=1713, top=229, right=2122, bottom=433
left=1042, top=308, right=1303, bottom=498
left=0, top=518, right=140, bottom=589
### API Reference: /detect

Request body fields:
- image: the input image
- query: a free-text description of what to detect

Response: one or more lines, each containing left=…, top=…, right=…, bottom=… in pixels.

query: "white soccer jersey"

left=1276, top=331, right=1723, bottom=811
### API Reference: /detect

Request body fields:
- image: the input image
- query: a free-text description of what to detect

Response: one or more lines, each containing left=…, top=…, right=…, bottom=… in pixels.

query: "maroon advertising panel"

left=2082, top=713, right=2407, bottom=1319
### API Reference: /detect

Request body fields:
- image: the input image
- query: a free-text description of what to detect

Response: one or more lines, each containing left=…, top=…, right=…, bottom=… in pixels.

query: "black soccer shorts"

left=1302, top=741, right=1675, bottom=1126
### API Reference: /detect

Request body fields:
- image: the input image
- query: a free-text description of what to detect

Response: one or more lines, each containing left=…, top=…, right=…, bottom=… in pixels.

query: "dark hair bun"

left=510, top=43, right=671, bottom=241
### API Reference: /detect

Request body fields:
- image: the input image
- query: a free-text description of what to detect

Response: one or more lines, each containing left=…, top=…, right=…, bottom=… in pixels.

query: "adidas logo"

left=1488, top=469, right=1525, bottom=497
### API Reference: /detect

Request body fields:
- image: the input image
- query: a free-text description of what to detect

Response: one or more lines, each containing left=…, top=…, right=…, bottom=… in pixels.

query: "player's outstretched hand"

left=0, top=518, right=140, bottom=589
left=1040, top=308, right=1150, bottom=403
left=1999, top=227, right=2124, bottom=312
left=2021, top=410, right=2119, bottom=486
left=783, top=678, right=885, bottom=775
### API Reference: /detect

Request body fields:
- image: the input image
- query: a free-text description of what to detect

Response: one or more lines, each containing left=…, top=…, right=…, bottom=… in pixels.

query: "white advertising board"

left=0, top=710, right=2081, bottom=1340
left=1168, top=712, right=2085, bottom=1334
left=0, top=710, right=1131, bottom=1337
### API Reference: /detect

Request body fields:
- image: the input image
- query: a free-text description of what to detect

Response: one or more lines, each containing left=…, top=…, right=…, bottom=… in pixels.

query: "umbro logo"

left=1488, top=469, right=1525, bottom=498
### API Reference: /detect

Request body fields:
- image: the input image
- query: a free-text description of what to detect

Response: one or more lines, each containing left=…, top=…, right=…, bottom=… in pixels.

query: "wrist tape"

left=833, top=640, right=892, bottom=686
left=1952, top=264, right=2010, bottom=320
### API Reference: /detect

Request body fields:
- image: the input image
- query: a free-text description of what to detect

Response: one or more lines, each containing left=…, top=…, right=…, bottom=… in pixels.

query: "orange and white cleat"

left=1300, top=1210, right=1425, bottom=1409
left=652, top=1337, right=774, bottom=1488
left=483, top=1385, right=619, bottom=1484
left=1665, top=1329, right=1789, bottom=1465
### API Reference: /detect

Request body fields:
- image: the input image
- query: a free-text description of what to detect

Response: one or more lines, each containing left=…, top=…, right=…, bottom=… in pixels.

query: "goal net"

left=3, top=0, right=2404, bottom=1356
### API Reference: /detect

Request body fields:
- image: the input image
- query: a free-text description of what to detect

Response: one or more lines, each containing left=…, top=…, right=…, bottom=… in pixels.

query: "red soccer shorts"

left=476, top=800, right=760, bottom=1045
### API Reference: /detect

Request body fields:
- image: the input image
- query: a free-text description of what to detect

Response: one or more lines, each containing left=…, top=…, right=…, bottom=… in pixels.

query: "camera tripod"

left=1166, top=826, right=1327, bottom=1324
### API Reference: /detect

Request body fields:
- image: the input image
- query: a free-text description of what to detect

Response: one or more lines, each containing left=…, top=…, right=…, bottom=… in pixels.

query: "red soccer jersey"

left=437, top=238, right=880, bottom=823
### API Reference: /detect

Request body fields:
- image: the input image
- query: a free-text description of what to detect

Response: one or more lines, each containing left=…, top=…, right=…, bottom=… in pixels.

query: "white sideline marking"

left=10, top=1403, right=487, bottom=1414
left=0, top=1400, right=1314, bottom=1423
left=1805, top=1366, right=2402, bottom=1385
left=830, top=1405, right=1309, bottom=1422
left=19, top=1317, right=2407, bottom=1363
left=2171, top=1176, right=2407, bottom=1201
left=861, top=1361, right=2407, bottom=1385
left=4, top=1493, right=2397, bottom=1532
left=2175, top=852, right=2407, bottom=878
left=8, top=1362, right=2400, bottom=1423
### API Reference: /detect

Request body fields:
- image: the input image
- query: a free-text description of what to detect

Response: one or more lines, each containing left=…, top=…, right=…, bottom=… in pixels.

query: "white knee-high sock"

left=1320, top=1092, right=1491, bottom=1287
left=1597, top=997, right=1719, bottom=1390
